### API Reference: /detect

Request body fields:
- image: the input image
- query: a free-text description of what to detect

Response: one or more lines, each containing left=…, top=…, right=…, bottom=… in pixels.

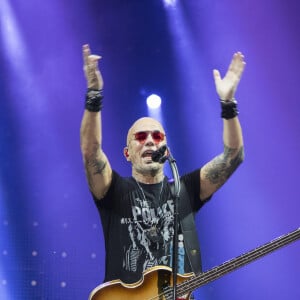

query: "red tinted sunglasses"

left=133, top=131, right=165, bottom=144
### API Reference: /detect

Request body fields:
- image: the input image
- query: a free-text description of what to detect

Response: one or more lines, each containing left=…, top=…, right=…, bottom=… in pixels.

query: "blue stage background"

left=1, top=1, right=299, bottom=299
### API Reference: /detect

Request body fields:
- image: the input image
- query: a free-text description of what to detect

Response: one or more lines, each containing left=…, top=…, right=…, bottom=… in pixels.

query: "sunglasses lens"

left=134, top=131, right=148, bottom=142
left=134, top=131, right=165, bottom=144
left=152, top=131, right=164, bottom=143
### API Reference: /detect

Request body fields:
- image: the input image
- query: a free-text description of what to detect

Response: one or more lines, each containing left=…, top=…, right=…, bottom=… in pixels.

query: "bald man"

left=80, top=44, right=245, bottom=294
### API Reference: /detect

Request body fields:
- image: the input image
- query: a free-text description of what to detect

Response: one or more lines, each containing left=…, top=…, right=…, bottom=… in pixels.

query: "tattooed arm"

left=80, top=44, right=112, bottom=200
left=200, top=118, right=244, bottom=200
left=199, top=52, right=246, bottom=200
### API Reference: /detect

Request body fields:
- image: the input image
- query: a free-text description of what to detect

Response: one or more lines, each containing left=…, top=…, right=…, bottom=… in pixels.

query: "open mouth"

left=142, top=150, right=154, bottom=158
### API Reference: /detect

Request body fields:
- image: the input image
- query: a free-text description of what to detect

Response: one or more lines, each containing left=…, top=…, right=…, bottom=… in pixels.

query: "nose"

left=144, top=133, right=155, bottom=145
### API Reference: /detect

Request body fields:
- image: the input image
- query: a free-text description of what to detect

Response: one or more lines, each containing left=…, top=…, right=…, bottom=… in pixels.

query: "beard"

left=134, top=161, right=162, bottom=177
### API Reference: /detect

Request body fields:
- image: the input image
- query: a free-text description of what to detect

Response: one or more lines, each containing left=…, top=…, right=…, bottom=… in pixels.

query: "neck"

left=132, top=169, right=164, bottom=184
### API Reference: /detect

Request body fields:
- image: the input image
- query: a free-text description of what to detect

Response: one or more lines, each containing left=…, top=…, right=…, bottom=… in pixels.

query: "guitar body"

left=89, top=265, right=194, bottom=300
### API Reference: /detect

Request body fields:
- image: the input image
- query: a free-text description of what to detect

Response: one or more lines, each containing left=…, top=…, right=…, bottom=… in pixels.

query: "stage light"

left=0, top=0, right=27, bottom=64
left=163, top=0, right=177, bottom=7
left=146, top=94, right=162, bottom=109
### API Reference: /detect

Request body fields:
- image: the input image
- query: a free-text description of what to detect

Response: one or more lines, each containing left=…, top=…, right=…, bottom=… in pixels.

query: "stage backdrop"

left=0, top=0, right=299, bottom=299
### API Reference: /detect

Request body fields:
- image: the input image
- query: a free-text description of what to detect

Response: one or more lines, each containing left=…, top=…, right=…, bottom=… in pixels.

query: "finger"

left=229, top=52, right=246, bottom=76
left=83, top=44, right=91, bottom=66
left=89, top=54, right=102, bottom=62
left=237, top=52, right=246, bottom=74
left=213, top=69, right=221, bottom=85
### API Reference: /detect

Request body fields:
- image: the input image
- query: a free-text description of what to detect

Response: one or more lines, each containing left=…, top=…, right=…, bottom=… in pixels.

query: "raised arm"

left=200, top=52, right=246, bottom=200
left=80, top=44, right=112, bottom=200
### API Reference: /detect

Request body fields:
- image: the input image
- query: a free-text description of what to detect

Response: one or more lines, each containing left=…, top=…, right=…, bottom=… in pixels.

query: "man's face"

left=125, top=118, right=167, bottom=175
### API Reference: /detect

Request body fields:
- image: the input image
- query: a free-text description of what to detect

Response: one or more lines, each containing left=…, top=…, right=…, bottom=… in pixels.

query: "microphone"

left=151, top=145, right=168, bottom=163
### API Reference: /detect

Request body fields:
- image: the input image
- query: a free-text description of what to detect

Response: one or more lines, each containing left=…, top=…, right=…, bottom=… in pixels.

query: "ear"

left=123, top=147, right=130, bottom=161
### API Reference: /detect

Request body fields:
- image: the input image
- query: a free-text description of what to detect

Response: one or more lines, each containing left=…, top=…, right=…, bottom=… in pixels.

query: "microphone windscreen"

left=151, top=145, right=167, bottom=162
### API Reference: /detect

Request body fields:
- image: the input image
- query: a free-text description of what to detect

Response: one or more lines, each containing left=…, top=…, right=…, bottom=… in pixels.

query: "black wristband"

left=220, top=98, right=239, bottom=119
left=85, top=89, right=104, bottom=112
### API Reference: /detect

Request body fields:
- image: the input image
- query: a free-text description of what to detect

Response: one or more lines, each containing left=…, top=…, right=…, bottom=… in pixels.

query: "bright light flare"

left=0, top=0, right=27, bottom=61
left=163, top=0, right=177, bottom=7
left=146, top=94, right=162, bottom=109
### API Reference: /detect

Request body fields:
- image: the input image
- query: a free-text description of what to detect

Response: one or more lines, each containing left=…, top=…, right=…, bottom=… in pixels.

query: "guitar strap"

left=169, top=181, right=202, bottom=275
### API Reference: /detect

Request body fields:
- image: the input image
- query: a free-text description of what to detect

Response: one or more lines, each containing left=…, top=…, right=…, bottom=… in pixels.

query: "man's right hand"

left=82, top=44, right=103, bottom=90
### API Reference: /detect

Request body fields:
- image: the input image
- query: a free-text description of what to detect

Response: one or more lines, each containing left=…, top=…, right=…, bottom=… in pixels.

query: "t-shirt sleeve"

left=94, top=170, right=135, bottom=217
left=181, top=168, right=212, bottom=212
left=93, top=170, right=120, bottom=209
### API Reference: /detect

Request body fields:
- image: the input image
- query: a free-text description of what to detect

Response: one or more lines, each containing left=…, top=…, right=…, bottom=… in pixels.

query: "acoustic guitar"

left=89, top=227, right=300, bottom=300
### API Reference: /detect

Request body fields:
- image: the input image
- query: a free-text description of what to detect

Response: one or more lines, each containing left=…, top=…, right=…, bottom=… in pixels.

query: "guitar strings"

left=147, top=228, right=300, bottom=300
left=170, top=229, right=300, bottom=298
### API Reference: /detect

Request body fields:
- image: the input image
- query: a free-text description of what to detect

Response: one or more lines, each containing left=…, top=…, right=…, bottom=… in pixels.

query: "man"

left=80, top=44, right=245, bottom=291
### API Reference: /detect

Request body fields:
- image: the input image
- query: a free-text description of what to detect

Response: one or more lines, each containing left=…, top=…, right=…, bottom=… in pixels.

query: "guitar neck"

left=177, top=228, right=300, bottom=296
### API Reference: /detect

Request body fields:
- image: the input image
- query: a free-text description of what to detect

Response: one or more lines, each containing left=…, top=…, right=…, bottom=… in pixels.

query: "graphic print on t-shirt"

left=120, top=192, right=185, bottom=274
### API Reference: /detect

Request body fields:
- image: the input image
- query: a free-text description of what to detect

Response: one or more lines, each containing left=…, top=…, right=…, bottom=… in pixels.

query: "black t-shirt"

left=94, top=169, right=205, bottom=284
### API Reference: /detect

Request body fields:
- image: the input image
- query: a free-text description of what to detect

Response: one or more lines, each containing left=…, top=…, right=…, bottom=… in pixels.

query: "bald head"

left=126, top=117, right=165, bottom=145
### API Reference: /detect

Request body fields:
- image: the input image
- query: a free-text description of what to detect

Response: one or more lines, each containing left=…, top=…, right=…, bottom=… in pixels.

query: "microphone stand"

left=159, top=148, right=180, bottom=300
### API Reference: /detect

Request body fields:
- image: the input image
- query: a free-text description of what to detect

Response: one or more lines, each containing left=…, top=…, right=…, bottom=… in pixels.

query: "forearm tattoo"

left=205, top=145, right=244, bottom=188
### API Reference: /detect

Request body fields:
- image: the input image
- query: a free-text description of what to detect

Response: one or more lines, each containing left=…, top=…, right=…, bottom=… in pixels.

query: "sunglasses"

left=133, top=131, right=165, bottom=144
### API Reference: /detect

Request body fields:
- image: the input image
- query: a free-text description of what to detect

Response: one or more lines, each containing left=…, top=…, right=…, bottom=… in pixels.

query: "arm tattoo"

left=86, top=157, right=107, bottom=175
left=205, top=145, right=244, bottom=188
left=84, top=145, right=107, bottom=190
left=85, top=157, right=107, bottom=192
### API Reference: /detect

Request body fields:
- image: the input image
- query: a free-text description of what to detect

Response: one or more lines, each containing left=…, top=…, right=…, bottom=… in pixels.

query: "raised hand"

left=213, top=52, right=246, bottom=101
left=83, top=44, right=103, bottom=90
